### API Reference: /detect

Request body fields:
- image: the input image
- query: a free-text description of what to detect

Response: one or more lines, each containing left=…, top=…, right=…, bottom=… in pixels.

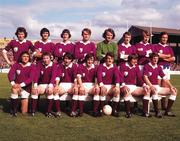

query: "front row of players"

left=8, top=51, right=177, bottom=118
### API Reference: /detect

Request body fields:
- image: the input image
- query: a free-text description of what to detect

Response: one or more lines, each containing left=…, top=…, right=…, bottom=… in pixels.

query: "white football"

left=103, top=105, right=112, bottom=115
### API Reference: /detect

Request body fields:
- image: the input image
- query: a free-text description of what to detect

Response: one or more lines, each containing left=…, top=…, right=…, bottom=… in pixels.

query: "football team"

left=2, top=27, right=177, bottom=118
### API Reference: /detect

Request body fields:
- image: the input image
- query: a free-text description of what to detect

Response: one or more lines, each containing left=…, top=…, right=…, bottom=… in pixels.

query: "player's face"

left=43, top=55, right=51, bottom=65
left=130, top=58, right=137, bottom=66
left=105, top=56, right=114, bottom=66
left=21, top=54, right=29, bottom=64
left=62, top=33, right=70, bottom=41
left=124, top=34, right=131, bottom=44
left=17, top=32, right=25, bottom=41
left=105, top=31, right=113, bottom=42
left=151, top=56, right=159, bottom=65
left=143, top=35, right=150, bottom=43
left=42, top=32, right=49, bottom=41
left=63, top=57, right=72, bottom=66
left=160, top=34, right=168, bottom=45
left=86, top=57, right=94, bottom=67
left=82, top=31, right=90, bottom=42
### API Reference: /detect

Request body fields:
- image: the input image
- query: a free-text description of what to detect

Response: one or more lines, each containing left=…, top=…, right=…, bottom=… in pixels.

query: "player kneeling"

left=8, top=52, right=35, bottom=117
left=120, top=54, right=150, bottom=118
left=143, top=53, right=177, bottom=118
left=53, top=53, right=79, bottom=117
left=97, top=52, right=120, bottom=117
left=77, top=53, right=100, bottom=117
left=31, top=52, right=57, bottom=117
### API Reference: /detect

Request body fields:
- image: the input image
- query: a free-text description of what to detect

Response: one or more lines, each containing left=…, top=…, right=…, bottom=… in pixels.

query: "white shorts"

left=126, top=85, right=137, bottom=94
left=21, top=90, right=30, bottom=99
left=59, top=83, right=73, bottom=94
left=38, top=84, right=48, bottom=94
left=83, top=83, right=94, bottom=94
left=153, top=85, right=171, bottom=96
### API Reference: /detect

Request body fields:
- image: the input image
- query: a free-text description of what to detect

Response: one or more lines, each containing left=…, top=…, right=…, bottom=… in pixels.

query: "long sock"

left=47, top=99, right=53, bottom=113
left=166, top=99, right=174, bottom=112
left=124, top=100, right=131, bottom=114
left=11, top=98, right=18, bottom=113
left=143, top=99, right=149, bottom=113
left=71, top=100, right=78, bottom=112
left=31, top=99, right=37, bottom=113
left=79, top=101, right=84, bottom=114
left=54, top=100, right=61, bottom=112
left=112, top=102, right=119, bottom=112
left=93, top=100, right=100, bottom=113
left=152, top=100, right=159, bottom=113
left=100, top=101, right=106, bottom=111
left=161, top=97, right=166, bottom=110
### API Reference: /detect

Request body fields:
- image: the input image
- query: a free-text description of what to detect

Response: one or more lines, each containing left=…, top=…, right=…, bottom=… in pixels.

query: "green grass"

left=0, top=74, right=180, bottom=141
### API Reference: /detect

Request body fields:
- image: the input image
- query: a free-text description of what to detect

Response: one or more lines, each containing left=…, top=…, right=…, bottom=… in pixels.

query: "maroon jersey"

left=135, top=42, right=155, bottom=65
left=143, top=63, right=165, bottom=85
left=120, top=62, right=144, bottom=86
left=34, top=62, right=57, bottom=85
left=154, top=43, right=174, bottom=67
left=74, top=41, right=96, bottom=63
left=8, top=62, right=35, bottom=92
left=4, top=39, right=34, bottom=62
left=97, top=63, right=120, bottom=85
left=56, top=63, right=78, bottom=83
left=53, top=41, right=75, bottom=61
left=118, top=43, right=136, bottom=65
left=77, top=64, right=97, bottom=83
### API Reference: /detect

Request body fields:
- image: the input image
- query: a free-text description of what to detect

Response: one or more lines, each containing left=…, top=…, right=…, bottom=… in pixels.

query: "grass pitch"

left=0, top=74, right=180, bottom=141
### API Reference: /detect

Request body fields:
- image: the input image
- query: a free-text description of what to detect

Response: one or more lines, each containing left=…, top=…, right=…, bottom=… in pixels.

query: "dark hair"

left=63, top=52, right=74, bottom=61
left=42, top=52, right=51, bottom=58
left=18, top=51, right=30, bottom=63
left=105, top=52, right=114, bottom=60
left=15, top=27, right=28, bottom=38
left=128, top=54, right=138, bottom=62
left=102, top=28, right=115, bottom=39
left=61, top=29, right=71, bottom=38
left=40, top=28, right=50, bottom=37
left=123, top=31, right=131, bottom=38
left=149, top=53, right=159, bottom=59
left=160, top=31, right=168, bottom=38
left=85, top=53, right=95, bottom=62
left=82, top=28, right=91, bottom=36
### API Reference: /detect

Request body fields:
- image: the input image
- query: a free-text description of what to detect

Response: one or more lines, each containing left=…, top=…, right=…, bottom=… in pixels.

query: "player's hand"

left=94, top=85, right=100, bottom=95
left=150, top=85, right=157, bottom=94
left=54, top=85, right=59, bottom=94
left=170, top=87, right=177, bottom=94
left=100, top=86, right=107, bottom=96
left=32, top=88, right=38, bottom=95
left=79, top=85, right=85, bottom=95
left=122, top=86, right=130, bottom=94
left=47, top=87, right=53, bottom=95
left=143, top=85, right=150, bottom=93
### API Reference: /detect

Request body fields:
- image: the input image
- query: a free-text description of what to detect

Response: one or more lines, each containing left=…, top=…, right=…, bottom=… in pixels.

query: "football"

left=103, top=105, right=112, bottom=115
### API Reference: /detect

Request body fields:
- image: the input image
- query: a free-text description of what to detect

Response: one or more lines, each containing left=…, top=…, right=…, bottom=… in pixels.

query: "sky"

left=0, top=0, right=180, bottom=41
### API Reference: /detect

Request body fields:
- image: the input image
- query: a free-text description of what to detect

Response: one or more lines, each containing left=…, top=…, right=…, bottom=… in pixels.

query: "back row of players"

left=2, top=27, right=177, bottom=118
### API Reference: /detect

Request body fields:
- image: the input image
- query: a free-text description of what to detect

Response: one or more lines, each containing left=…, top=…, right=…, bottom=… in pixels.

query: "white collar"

left=125, top=62, right=135, bottom=69
left=80, top=40, right=90, bottom=45
left=103, top=63, right=114, bottom=69
left=60, top=41, right=71, bottom=45
left=20, top=62, right=31, bottom=67
left=44, top=61, right=53, bottom=68
left=148, top=62, right=158, bottom=69
left=140, top=41, right=149, bottom=46
left=158, top=43, right=168, bottom=47
left=16, top=39, right=26, bottom=44
left=39, top=39, right=51, bottom=44
left=63, top=62, right=73, bottom=69
left=122, top=43, right=131, bottom=48
left=83, top=63, right=95, bottom=70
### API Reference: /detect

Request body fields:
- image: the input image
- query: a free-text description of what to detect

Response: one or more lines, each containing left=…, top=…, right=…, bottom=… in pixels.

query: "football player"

left=120, top=54, right=150, bottom=118
left=33, top=28, right=55, bottom=63
left=8, top=51, right=35, bottom=116
left=3, top=27, right=34, bottom=66
left=97, top=52, right=120, bottom=117
left=96, top=28, right=117, bottom=63
left=76, top=53, right=100, bottom=117
left=74, top=28, right=96, bottom=64
left=31, top=52, right=57, bottom=117
left=143, top=53, right=177, bottom=117
left=53, top=29, right=75, bottom=63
